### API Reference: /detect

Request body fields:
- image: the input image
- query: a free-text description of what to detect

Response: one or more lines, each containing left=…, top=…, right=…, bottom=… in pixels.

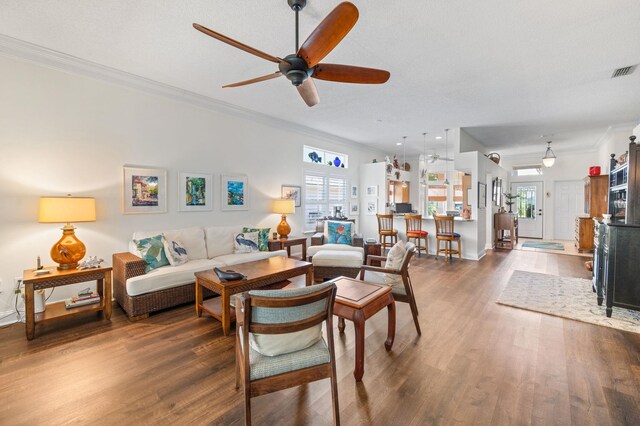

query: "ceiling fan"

left=193, top=0, right=390, bottom=107
left=427, top=152, right=454, bottom=163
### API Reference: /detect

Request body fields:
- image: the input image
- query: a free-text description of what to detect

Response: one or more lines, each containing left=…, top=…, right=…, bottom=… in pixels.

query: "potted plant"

left=503, top=192, right=518, bottom=213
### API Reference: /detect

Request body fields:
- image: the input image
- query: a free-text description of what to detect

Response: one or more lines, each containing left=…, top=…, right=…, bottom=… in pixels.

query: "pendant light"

left=542, top=141, right=556, bottom=167
left=444, top=129, right=450, bottom=185
left=402, top=136, right=408, bottom=188
left=421, top=132, right=427, bottom=182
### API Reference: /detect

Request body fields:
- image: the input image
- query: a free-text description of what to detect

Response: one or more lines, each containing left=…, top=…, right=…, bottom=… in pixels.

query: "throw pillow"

left=384, top=240, right=406, bottom=286
left=162, top=234, right=188, bottom=266
left=234, top=231, right=260, bottom=253
left=326, top=221, right=353, bottom=245
left=134, top=234, right=170, bottom=273
left=243, top=227, right=270, bottom=251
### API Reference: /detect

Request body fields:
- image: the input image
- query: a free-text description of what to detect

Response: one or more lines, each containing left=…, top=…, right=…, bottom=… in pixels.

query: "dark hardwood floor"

left=1, top=249, right=639, bottom=425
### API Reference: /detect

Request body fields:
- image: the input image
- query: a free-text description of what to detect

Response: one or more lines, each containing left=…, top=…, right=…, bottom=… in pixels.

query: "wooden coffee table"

left=194, top=256, right=313, bottom=336
left=331, top=276, right=396, bottom=381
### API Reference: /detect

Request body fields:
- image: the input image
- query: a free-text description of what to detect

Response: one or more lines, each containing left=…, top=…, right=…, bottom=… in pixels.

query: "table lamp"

left=39, top=195, right=96, bottom=270
left=272, top=199, right=295, bottom=239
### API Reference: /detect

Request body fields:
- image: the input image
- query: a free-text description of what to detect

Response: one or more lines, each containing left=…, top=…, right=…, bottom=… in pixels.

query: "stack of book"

left=64, top=291, right=101, bottom=309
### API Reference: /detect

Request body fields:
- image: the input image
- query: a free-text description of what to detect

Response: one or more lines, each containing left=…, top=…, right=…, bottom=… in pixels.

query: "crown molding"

left=0, top=33, right=382, bottom=155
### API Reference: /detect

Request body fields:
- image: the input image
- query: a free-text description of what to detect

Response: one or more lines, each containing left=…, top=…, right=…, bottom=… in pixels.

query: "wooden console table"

left=22, top=266, right=112, bottom=340
left=494, top=213, right=518, bottom=249
left=268, top=236, right=307, bottom=260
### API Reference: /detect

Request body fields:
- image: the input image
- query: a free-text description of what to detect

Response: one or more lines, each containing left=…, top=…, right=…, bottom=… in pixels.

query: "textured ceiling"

left=0, top=0, right=639, bottom=155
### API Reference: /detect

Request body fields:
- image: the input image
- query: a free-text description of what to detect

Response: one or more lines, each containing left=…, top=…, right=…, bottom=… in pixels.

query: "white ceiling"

left=1, top=0, right=639, bottom=156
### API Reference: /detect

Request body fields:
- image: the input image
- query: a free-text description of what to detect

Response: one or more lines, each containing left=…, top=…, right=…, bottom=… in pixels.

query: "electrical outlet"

left=14, top=277, right=23, bottom=294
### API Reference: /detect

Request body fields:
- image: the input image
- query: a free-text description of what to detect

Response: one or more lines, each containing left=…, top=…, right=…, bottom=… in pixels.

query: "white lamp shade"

left=272, top=199, right=295, bottom=214
left=39, top=197, right=96, bottom=223
left=542, top=157, right=556, bottom=167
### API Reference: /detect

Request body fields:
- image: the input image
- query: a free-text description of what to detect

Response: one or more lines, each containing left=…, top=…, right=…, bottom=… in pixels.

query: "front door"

left=512, top=181, right=544, bottom=238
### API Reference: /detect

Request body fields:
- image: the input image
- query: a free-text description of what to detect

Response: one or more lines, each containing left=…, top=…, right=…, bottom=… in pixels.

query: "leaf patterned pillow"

left=243, top=227, right=271, bottom=251
left=135, top=234, right=170, bottom=272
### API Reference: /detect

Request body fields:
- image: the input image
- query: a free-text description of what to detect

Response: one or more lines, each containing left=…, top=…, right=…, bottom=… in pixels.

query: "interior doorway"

left=554, top=180, right=584, bottom=240
left=512, top=181, right=544, bottom=239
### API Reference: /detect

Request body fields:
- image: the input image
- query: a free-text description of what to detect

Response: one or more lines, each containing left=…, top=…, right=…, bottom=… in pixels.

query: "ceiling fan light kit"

left=193, top=1, right=390, bottom=107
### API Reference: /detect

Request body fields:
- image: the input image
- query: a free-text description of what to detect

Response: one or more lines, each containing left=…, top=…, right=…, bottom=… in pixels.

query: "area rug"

left=521, top=241, right=565, bottom=250
left=497, top=270, right=640, bottom=334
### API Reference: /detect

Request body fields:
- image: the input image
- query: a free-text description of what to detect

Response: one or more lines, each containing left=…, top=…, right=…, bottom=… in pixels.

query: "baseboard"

left=0, top=311, right=18, bottom=327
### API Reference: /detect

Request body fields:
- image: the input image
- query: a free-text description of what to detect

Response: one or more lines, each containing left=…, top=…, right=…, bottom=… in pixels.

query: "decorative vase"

left=602, top=214, right=612, bottom=224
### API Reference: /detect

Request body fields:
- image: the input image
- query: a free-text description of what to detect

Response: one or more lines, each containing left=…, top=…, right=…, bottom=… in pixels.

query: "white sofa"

left=113, top=226, right=286, bottom=319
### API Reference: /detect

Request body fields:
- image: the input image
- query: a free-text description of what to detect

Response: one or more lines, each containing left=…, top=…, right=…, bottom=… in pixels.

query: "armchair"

left=311, top=218, right=364, bottom=248
left=358, top=242, right=421, bottom=335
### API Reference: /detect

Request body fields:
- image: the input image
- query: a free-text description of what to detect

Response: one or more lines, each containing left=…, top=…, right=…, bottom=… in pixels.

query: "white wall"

left=0, top=55, right=383, bottom=322
left=597, top=124, right=637, bottom=173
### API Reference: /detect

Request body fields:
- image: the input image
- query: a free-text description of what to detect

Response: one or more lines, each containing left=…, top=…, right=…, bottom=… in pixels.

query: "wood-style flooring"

left=1, top=249, right=639, bottom=425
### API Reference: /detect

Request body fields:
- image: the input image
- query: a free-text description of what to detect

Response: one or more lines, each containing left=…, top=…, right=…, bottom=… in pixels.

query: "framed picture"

left=122, top=166, right=167, bottom=214
left=350, top=184, right=358, bottom=199
left=281, top=185, right=301, bottom=208
left=366, top=185, right=378, bottom=197
left=178, top=172, right=213, bottom=212
left=478, top=182, right=486, bottom=209
left=494, top=178, right=503, bottom=206
left=366, top=200, right=377, bottom=215
left=221, top=174, right=249, bottom=211
left=349, top=202, right=359, bottom=215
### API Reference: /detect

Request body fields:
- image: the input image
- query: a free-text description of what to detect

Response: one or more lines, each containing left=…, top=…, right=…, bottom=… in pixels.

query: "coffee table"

left=331, top=276, right=396, bottom=381
left=194, top=256, right=313, bottom=336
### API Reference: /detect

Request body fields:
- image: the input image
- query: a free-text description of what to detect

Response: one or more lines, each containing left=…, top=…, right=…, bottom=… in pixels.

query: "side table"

left=331, top=276, right=395, bottom=381
left=268, top=236, right=307, bottom=260
left=364, top=241, right=382, bottom=267
left=22, top=266, right=112, bottom=340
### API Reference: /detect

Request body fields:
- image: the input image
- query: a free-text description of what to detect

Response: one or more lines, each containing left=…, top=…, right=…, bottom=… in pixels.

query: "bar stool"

left=376, top=214, right=398, bottom=253
left=434, top=215, right=461, bottom=261
left=405, top=214, right=428, bottom=257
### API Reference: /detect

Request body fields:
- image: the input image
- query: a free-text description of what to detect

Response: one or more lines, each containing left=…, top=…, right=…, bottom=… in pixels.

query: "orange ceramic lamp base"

left=51, top=224, right=86, bottom=270
left=277, top=215, right=291, bottom=239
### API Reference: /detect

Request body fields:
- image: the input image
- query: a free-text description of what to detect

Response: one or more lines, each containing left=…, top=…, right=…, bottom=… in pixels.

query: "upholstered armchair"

left=311, top=218, right=364, bottom=248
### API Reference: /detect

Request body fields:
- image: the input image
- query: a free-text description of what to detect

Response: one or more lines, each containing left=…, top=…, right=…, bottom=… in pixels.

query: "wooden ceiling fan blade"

left=297, top=78, right=320, bottom=107
left=193, top=23, right=287, bottom=64
left=222, top=72, right=283, bottom=88
left=312, top=63, right=390, bottom=84
left=297, top=2, right=358, bottom=68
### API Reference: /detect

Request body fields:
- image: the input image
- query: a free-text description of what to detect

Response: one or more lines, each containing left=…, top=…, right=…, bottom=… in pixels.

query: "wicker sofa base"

left=313, top=265, right=361, bottom=282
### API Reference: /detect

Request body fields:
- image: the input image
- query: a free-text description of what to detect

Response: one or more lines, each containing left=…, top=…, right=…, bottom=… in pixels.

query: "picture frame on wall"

left=281, top=185, right=301, bottom=208
left=366, top=185, right=378, bottom=197
left=350, top=184, right=358, bottom=198
left=366, top=200, right=377, bottom=215
left=122, top=165, right=167, bottom=214
left=478, top=182, right=486, bottom=209
left=221, top=174, right=249, bottom=211
left=349, top=202, right=359, bottom=215
left=178, top=172, right=213, bottom=212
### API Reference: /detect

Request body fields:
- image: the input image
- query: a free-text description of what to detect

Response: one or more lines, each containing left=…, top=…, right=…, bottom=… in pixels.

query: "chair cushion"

left=246, top=282, right=334, bottom=357
left=312, top=250, right=363, bottom=268
left=386, top=240, right=406, bottom=271
left=213, top=250, right=286, bottom=266
left=407, top=230, right=428, bottom=237
left=204, top=226, right=243, bottom=258
left=134, top=234, right=170, bottom=273
left=308, top=244, right=364, bottom=258
left=438, top=232, right=461, bottom=238
left=327, top=221, right=352, bottom=245
left=234, top=231, right=260, bottom=253
left=360, top=270, right=405, bottom=293
left=126, top=258, right=224, bottom=296
left=239, top=328, right=330, bottom=381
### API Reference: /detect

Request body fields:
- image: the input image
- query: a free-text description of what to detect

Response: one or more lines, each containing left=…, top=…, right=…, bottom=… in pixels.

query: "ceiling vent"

left=611, top=65, right=637, bottom=78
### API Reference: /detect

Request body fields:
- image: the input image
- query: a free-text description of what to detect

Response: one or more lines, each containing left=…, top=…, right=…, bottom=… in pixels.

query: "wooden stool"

left=376, top=214, right=398, bottom=253
left=434, top=215, right=461, bottom=262
left=405, top=214, right=428, bottom=257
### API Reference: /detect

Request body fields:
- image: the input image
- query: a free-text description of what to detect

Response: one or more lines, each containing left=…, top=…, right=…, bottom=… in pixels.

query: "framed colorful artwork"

left=222, top=174, right=249, bottom=211
left=281, top=185, right=301, bottom=208
left=178, top=172, right=213, bottom=212
left=122, top=166, right=167, bottom=214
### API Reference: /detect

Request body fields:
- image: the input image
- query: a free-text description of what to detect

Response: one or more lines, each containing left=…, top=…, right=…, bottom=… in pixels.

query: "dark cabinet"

left=602, top=222, right=640, bottom=317
left=608, top=137, right=639, bottom=225
left=592, top=218, right=605, bottom=305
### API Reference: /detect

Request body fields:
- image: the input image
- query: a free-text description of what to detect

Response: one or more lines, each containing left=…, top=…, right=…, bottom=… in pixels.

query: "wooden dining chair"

left=358, top=243, right=420, bottom=335
left=235, top=282, right=340, bottom=426
left=405, top=214, right=428, bottom=257
left=434, top=215, right=462, bottom=262
left=376, top=214, right=398, bottom=253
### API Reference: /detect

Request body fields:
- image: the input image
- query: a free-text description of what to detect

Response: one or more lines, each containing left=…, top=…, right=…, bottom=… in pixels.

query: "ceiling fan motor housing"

left=279, top=54, right=314, bottom=86
left=287, top=0, right=307, bottom=11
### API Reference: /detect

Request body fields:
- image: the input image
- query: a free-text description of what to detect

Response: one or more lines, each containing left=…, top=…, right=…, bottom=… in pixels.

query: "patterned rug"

left=521, top=241, right=565, bottom=250
left=497, top=270, right=640, bottom=334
